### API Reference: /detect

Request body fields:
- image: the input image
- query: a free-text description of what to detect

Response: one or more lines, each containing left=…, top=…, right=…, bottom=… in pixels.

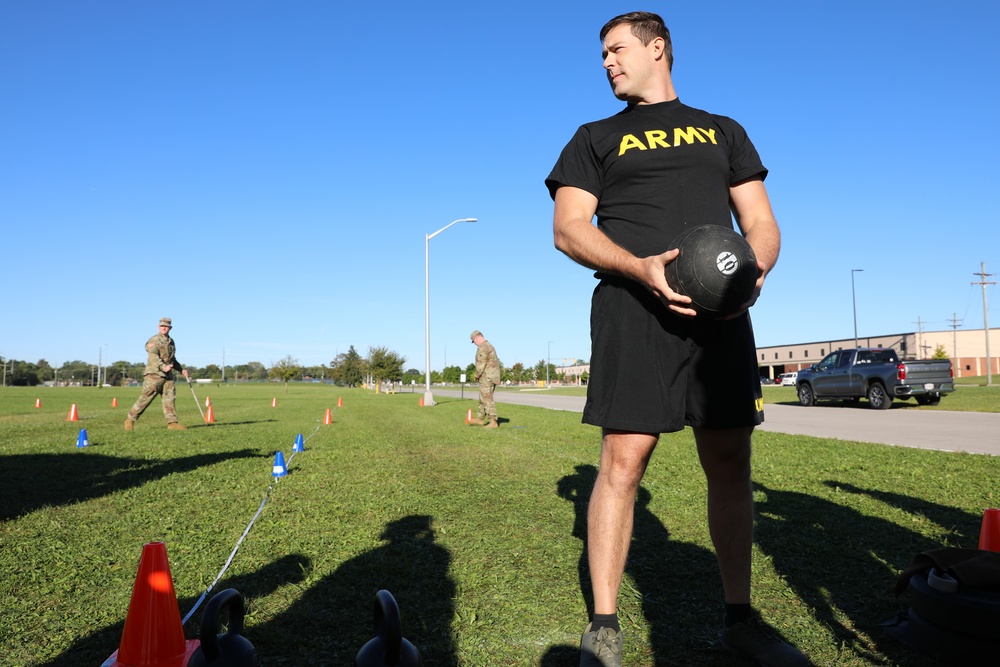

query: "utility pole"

left=972, top=262, right=995, bottom=386
left=947, top=313, right=963, bottom=377
left=911, top=316, right=923, bottom=360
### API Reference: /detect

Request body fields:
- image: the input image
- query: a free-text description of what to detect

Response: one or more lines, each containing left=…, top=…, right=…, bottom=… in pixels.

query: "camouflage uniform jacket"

left=475, top=340, right=501, bottom=383
left=144, top=333, right=183, bottom=378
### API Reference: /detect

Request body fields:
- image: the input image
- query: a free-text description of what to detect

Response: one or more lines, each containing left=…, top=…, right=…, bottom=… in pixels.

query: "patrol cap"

left=470, top=330, right=482, bottom=340
left=159, top=318, right=173, bottom=328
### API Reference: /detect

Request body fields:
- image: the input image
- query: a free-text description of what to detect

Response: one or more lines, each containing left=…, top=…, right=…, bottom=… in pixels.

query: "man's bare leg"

left=588, top=430, right=659, bottom=614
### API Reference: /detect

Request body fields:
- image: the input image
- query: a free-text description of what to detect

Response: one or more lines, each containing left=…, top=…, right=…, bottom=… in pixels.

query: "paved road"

left=431, top=389, right=1000, bottom=456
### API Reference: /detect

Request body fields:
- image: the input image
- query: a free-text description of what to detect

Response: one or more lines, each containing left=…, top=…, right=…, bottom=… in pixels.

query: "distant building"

left=555, top=362, right=590, bottom=385
left=554, top=327, right=998, bottom=384
left=756, top=328, right=1000, bottom=380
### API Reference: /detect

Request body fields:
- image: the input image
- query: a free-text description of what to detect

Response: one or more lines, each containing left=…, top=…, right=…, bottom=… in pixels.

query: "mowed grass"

left=1, top=384, right=997, bottom=666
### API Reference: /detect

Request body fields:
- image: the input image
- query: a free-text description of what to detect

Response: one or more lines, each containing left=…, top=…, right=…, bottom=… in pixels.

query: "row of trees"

left=0, top=348, right=585, bottom=388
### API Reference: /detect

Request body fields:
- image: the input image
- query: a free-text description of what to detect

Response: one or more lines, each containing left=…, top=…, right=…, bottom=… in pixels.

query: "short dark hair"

left=600, top=11, right=673, bottom=71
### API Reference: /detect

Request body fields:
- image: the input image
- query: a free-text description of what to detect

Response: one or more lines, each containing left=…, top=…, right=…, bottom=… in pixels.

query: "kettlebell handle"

left=374, top=589, right=403, bottom=664
left=200, top=588, right=246, bottom=662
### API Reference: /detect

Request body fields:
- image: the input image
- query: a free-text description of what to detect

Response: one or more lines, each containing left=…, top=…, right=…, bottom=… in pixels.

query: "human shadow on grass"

left=249, top=514, right=456, bottom=665
left=823, top=480, right=979, bottom=545
left=752, top=481, right=980, bottom=666
left=38, top=553, right=311, bottom=667
left=555, top=464, right=746, bottom=666
left=0, top=450, right=263, bottom=522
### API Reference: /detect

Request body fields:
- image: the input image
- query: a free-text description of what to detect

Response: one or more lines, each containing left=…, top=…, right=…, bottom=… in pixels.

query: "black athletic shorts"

left=582, top=277, right=764, bottom=433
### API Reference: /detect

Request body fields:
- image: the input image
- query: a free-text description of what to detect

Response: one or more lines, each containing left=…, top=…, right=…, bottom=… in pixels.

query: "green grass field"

left=1, top=384, right=996, bottom=666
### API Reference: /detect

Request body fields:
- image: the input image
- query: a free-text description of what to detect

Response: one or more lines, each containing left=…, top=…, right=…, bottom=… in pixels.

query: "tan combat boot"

left=167, top=422, right=188, bottom=430
left=124, top=418, right=134, bottom=431
left=468, top=417, right=485, bottom=426
left=484, top=417, right=499, bottom=429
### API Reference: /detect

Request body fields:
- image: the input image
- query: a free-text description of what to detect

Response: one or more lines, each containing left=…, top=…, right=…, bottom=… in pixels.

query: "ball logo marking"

left=716, top=251, right=739, bottom=276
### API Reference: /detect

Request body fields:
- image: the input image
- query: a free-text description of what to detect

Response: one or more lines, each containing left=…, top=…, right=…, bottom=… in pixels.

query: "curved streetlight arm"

left=428, top=217, right=477, bottom=242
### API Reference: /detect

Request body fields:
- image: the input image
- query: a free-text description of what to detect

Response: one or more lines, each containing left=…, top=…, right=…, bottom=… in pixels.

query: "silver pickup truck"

left=795, top=348, right=954, bottom=409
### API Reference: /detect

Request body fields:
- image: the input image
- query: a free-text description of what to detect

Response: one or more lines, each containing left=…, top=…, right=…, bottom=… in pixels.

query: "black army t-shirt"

left=545, top=98, right=767, bottom=263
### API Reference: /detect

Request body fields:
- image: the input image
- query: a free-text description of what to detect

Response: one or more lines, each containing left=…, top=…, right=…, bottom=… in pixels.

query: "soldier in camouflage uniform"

left=470, top=330, right=501, bottom=429
left=124, top=317, right=191, bottom=431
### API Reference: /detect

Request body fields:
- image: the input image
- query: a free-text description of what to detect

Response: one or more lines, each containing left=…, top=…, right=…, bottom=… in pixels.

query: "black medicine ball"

left=664, top=225, right=758, bottom=315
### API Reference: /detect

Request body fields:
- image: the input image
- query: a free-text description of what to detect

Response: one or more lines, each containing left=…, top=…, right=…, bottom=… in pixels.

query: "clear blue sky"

left=3, top=1, right=998, bottom=372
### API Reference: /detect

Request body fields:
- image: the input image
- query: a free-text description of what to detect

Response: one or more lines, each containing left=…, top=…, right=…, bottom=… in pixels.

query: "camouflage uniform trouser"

left=478, top=381, right=498, bottom=420
left=128, top=375, right=178, bottom=424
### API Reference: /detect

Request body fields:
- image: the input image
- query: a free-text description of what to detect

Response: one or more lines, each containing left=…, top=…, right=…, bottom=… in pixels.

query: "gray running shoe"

left=720, top=616, right=811, bottom=666
left=579, top=622, right=622, bottom=667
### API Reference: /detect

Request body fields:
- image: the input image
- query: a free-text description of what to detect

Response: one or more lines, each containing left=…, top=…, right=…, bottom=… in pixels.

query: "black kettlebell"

left=354, top=589, right=421, bottom=666
left=188, top=588, right=259, bottom=667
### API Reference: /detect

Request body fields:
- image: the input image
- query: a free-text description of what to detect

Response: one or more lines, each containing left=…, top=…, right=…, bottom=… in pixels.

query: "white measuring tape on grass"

left=180, top=423, right=323, bottom=626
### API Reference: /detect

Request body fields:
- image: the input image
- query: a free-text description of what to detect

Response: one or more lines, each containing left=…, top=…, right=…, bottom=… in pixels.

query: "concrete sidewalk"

left=430, top=388, right=1000, bottom=456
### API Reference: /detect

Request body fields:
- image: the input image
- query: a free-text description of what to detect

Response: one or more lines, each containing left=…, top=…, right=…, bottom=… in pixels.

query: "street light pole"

left=851, top=269, right=864, bottom=348
left=425, top=217, right=477, bottom=407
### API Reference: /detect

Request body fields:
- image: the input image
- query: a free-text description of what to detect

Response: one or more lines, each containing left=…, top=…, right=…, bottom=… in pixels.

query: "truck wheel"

left=797, top=383, right=815, bottom=406
left=867, top=382, right=892, bottom=409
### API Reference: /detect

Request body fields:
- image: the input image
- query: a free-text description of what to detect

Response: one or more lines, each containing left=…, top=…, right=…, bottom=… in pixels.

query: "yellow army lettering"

left=618, top=127, right=718, bottom=156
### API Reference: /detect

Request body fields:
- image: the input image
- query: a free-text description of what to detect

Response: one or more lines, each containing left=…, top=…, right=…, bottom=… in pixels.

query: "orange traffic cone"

left=66, top=403, right=79, bottom=421
left=204, top=405, right=215, bottom=424
left=204, top=396, right=211, bottom=408
left=323, top=408, right=332, bottom=425
left=337, top=396, right=343, bottom=407
left=979, top=509, right=1000, bottom=552
left=113, top=397, right=118, bottom=407
left=272, top=397, right=277, bottom=408
left=35, top=398, right=41, bottom=408
left=102, top=541, right=199, bottom=667
left=419, top=397, right=424, bottom=407
left=465, top=409, right=473, bottom=424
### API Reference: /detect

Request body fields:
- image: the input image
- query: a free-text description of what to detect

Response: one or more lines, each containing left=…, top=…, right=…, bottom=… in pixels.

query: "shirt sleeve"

left=722, top=116, right=768, bottom=184
left=545, top=125, right=603, bottom=201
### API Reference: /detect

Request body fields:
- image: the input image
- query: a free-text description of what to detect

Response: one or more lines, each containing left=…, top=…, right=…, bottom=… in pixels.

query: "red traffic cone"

left=979, top=509, right=1000, bottom=552
left=67, top=403, right=79, bottom=421
left=204, top=405, right=215, bottom=424
left=323, top=408, right=332, bottom=425
left=113, top=397, right=119, bottom=407
left=272, top=397, right=277, bottom=408
left=35, top=398, right=41, bottom=408
left=337, top=396, right=343, bottom=407
left=465, top=409, right=472, bottom=424
left=102, top=541, right=199, bottom=667
left=419, top=397, right=424, bottom=407
left=204, top=396, right=211, bottom=408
